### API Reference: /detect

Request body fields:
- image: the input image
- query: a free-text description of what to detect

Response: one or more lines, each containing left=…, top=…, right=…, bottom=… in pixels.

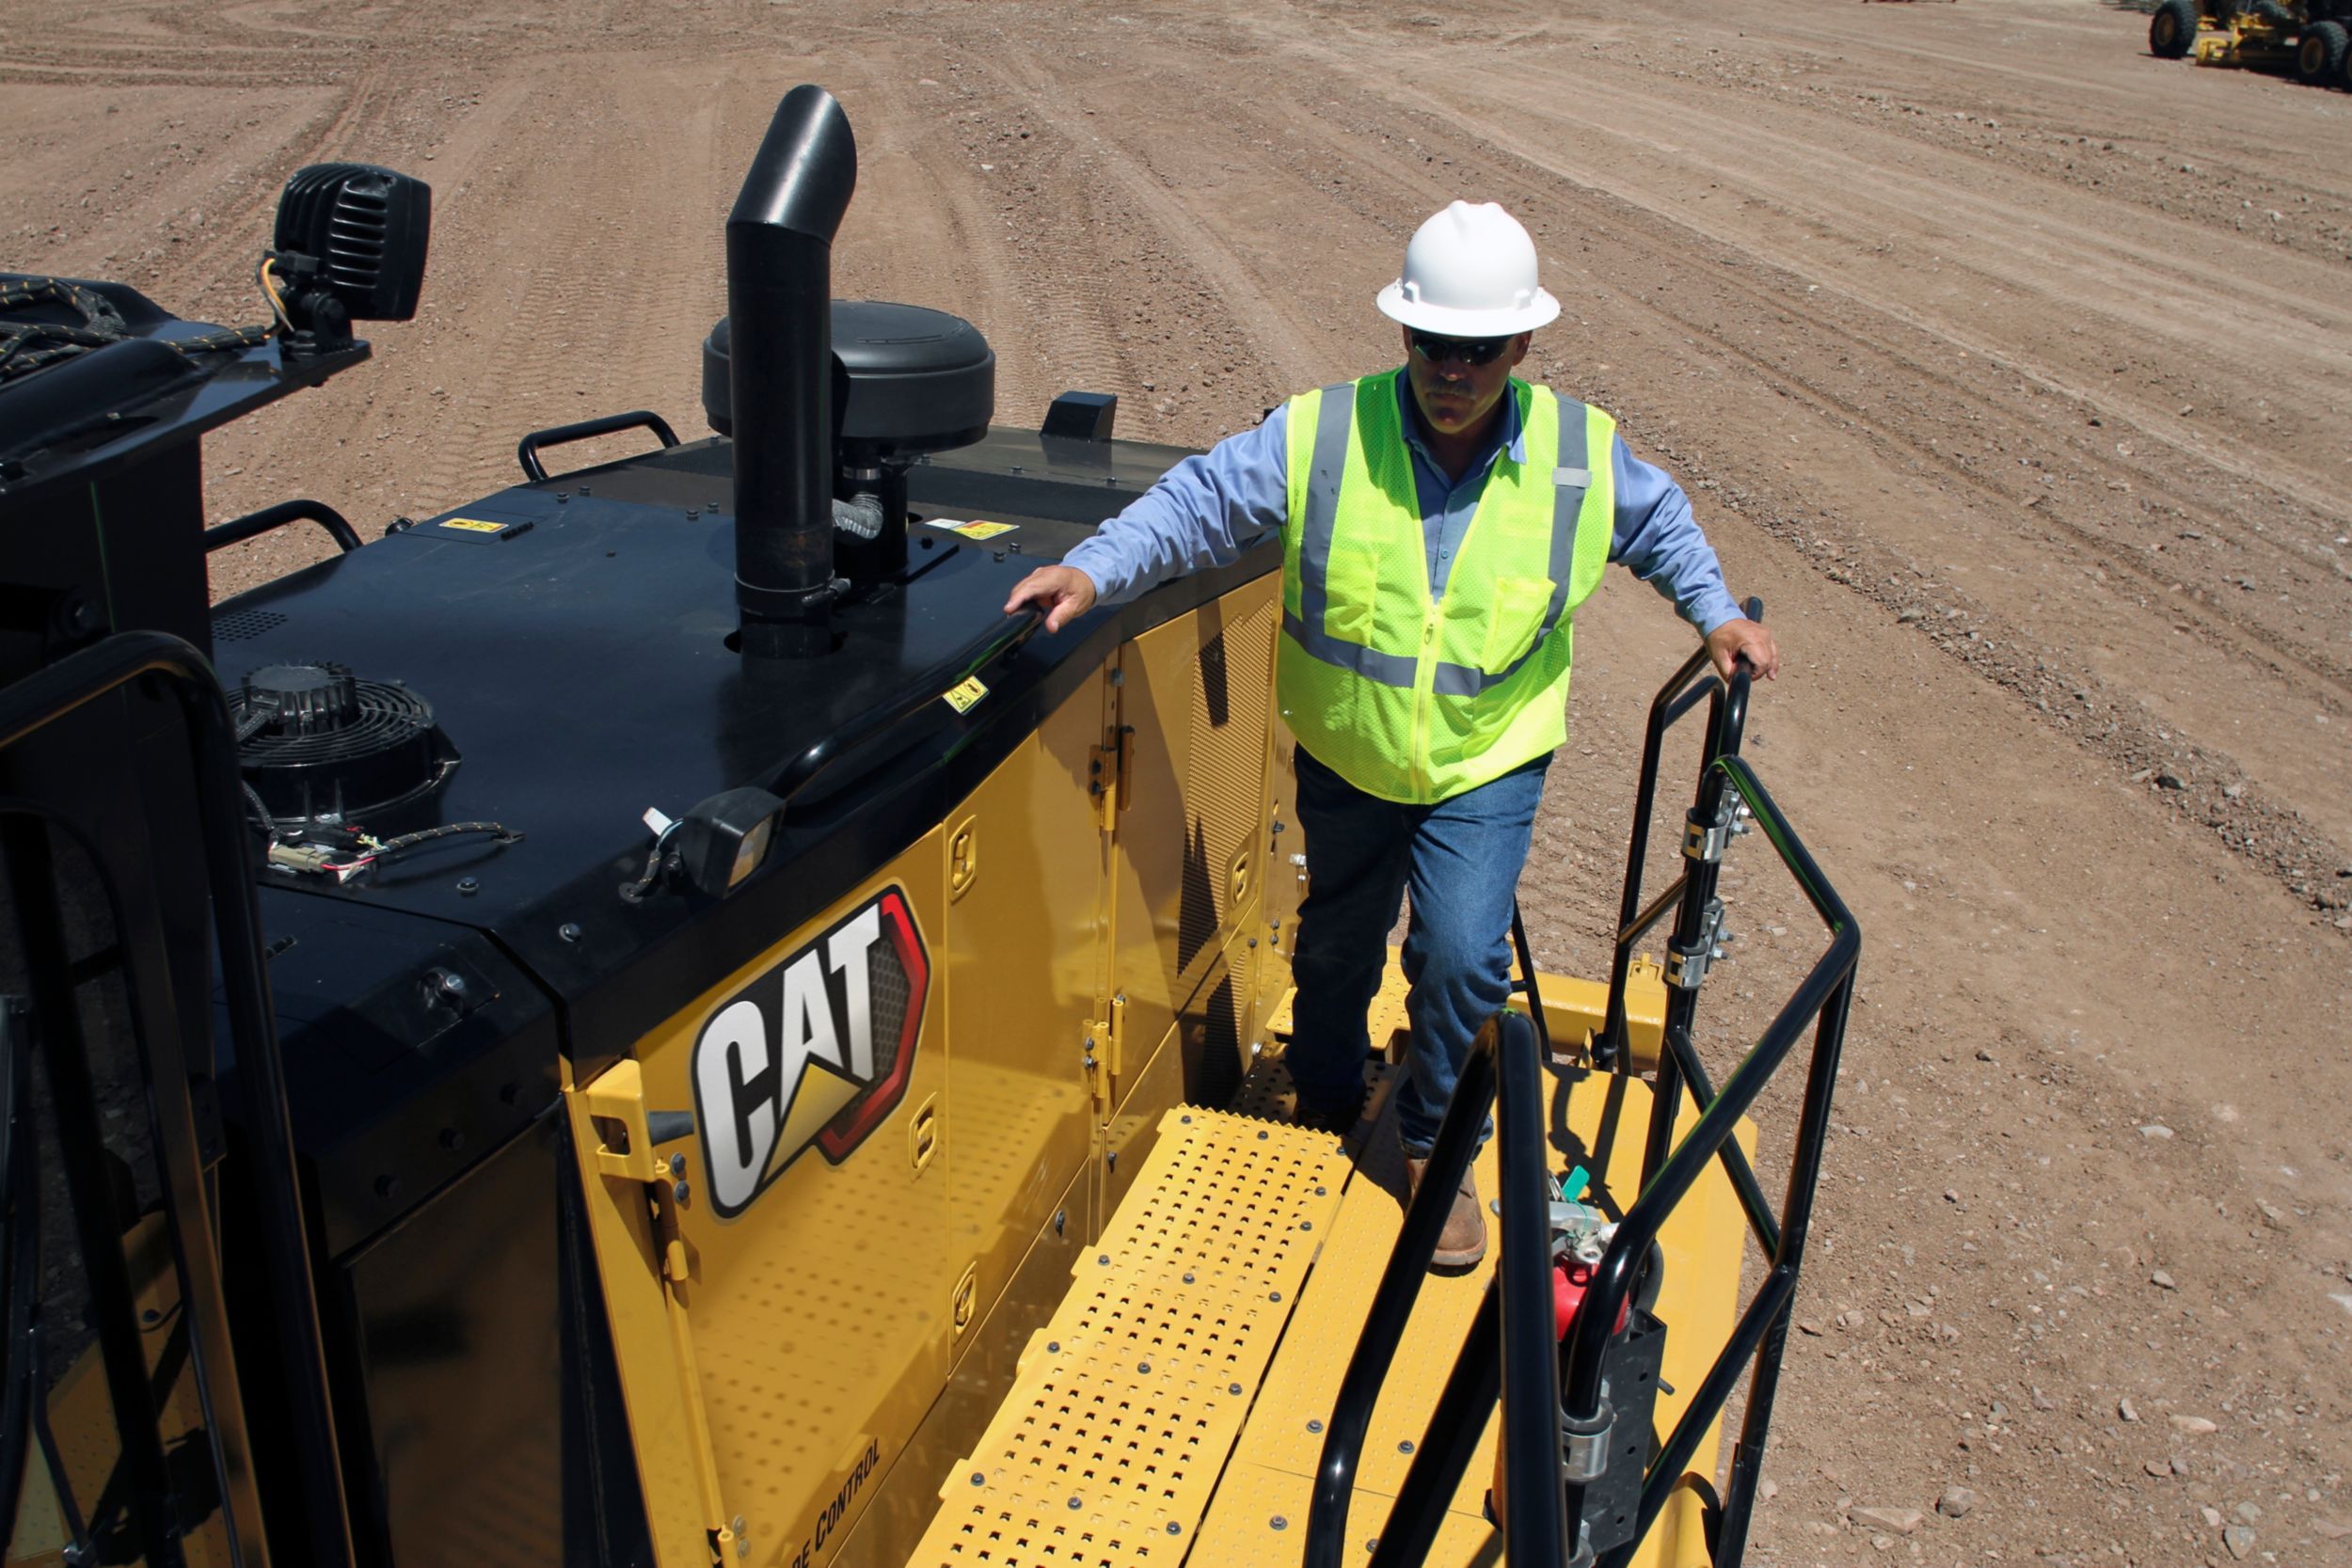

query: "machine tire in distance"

left=2150, top=0, right=2199, bottom=58
left=2299, top=19, right=2351, bottom=81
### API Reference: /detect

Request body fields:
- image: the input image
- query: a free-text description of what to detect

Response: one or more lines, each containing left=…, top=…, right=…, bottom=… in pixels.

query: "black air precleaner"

left=728, top=84, right=856, bottom=658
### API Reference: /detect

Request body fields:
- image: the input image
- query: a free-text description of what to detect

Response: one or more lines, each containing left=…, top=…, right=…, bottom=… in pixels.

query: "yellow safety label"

left=438, top=517, right=506, bottom=533
left=924, top=517, right=1018, bottom=541
left=942, top=676, right=988, bottom=714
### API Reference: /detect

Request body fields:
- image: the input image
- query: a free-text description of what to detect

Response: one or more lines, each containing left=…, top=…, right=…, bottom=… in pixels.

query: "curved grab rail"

left=1564, top=754, right=1860, bottom=1567
left=203, top=497, right=363, bottom=555
left=769, top=608, right=1044, bottom=812
left=1595, top=595, right=1760, bottom=1069
left=516, top=408, right=679, bottom=483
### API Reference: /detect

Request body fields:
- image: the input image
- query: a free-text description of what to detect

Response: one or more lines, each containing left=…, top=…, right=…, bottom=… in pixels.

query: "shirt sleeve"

left=1608, top=435, right=1744, bottom=636
left=1061, top=404, right=1290, bottom=606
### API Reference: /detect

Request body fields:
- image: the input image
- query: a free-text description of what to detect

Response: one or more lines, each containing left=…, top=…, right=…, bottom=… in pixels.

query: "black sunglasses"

left=1408, top=331, right=1513, bottom=366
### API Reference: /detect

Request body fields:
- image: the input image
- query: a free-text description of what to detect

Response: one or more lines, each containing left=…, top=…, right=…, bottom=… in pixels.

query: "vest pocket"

left=1324, top=545, right=1380, bottom=646
left=1481, top=575, right=1555, bottom=673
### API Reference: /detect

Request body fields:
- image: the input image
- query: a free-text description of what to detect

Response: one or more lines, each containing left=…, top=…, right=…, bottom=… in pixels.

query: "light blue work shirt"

left=1062, top=373, right=1744, bottom=635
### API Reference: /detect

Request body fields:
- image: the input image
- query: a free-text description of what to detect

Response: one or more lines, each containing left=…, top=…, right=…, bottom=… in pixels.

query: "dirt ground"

left=5, top=0, right=2348, bottom=1562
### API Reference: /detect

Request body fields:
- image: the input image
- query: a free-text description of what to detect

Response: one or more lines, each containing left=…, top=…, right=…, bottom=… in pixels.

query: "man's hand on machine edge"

left=1706, top=617, right=1780, bottom=682
left=1005, top=565, right=1100, bottom=633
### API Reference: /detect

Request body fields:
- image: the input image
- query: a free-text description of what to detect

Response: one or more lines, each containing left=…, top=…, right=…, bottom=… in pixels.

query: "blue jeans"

left=1284, top=744, right=1551, bottom=1157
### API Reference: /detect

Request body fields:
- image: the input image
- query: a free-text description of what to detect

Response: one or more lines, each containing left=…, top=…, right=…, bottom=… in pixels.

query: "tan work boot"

left=1403, top=1156, right=1487, bottom=1271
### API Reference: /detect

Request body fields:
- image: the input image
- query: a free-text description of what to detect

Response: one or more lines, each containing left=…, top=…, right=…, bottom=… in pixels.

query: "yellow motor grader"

left=0, top=86, right=1856, bottom=1568
left=2147, top=0, right=2352, bottom=85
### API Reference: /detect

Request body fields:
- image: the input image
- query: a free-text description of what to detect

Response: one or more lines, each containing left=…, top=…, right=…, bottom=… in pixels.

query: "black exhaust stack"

left=728, top=85, right=856, bottom=658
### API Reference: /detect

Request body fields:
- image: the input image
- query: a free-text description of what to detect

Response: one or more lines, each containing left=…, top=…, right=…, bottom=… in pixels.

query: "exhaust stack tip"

left=727, top=84, right=858, bottom=659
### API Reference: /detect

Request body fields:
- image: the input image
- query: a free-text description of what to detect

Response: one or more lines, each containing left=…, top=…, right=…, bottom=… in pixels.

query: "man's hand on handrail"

left=1706, top=616, right=1779, bottom=682
left=1004, top=564, right=1099, bottom=633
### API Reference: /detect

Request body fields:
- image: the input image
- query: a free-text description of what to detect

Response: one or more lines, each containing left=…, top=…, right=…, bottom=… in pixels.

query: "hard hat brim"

left=1375, top=280, right=1561, bottom=337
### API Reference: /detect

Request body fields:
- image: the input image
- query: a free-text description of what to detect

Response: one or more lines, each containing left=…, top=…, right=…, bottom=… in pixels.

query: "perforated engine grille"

left=911, top=1108, right=1345, bottom=1566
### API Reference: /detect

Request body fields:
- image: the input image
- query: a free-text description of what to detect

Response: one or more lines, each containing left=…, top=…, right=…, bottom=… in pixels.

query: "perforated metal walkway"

left=907, top=1108, right=1346, bottom=1566
left=905, top=1060, right=1739, bottom=1568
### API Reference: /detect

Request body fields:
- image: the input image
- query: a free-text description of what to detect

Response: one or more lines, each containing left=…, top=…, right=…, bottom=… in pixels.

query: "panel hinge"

left=1082, top=992, right=1127, bottom=1107
left=1089, top=724, right=1135, bottom=829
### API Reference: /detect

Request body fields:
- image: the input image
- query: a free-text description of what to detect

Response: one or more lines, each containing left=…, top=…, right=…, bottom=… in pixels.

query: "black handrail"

left=516, top=407, right=680, bottom=483
left=1303, top=1030, right=1497, bottom=1568
left=1563, top=754, right=1859, bottom=1567
left=769, top=609, right=1043, bottom=811
left=0, top=631, right=358, bottom=1568
left=1308, top=1006, right=1563, bottom=1568
left=1595, top=595, right=1761, bottom=1070
left=202, top=497, right=362, bottom=555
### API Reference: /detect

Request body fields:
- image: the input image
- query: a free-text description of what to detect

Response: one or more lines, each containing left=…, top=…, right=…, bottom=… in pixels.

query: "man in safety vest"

left=1006, top=201, right=1778, bottom=1269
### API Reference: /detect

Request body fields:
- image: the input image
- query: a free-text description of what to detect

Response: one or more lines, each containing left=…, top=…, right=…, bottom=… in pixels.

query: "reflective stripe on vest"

left=1277, top=371, right=1617, bottom=803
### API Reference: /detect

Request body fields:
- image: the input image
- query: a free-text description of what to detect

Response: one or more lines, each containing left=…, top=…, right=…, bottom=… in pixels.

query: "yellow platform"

left=907, top=1039, right=1750, bottom=1567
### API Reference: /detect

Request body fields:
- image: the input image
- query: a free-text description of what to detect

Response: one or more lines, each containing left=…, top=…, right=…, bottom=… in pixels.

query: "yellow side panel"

left=1105, top=578, right=1279, bottom=1106
left=588, top=834, right=957, bottom=1568
left=944, top=665, right=1108, bottom=1362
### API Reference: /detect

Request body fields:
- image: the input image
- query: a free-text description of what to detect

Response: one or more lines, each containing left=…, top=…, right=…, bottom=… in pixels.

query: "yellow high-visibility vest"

left=1278, top=370, right=1616, bottom=803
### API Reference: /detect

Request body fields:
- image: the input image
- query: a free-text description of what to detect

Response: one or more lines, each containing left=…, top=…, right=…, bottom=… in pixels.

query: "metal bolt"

left=1182, top=1271, right=1196, bottom=1284
left=1047, top=1340, right=1061, bottom=1353
left=1167, top=1521, right=1182, bottom=1536
left=1181, top=1114, right=1193, bottom=1124
left=438, top=1127, right=466, bottom=1152
left=578, top=485, right=592, bottom=496
left=1307, top=1418, right=1324, bottom=1433
left=686, top=508, right=700, bottom=519
left=1107, top=1150, right=1119, bottom=1171
left=970, top=1472, right=985, bottom=1486
left=1257, top=1130, right=1269, bottom=1141
left=555, top=492, right=568, bottom=503
left=669, top=1153, right=687, bottom=1178
left=731, top=1516, right=746, bottom=1536
left=560, top=922, right=582, bottom=942
left=1270, top=1515, right=1288, bottom=1531
left=1054, top=1209, right=1066, bottom=1236
left=1137, top=1361, right=1152, bottom=1374
left=1315, top=1186, right=1327, bottom=1197
left=1398, top=1439, right=1415, bottom=1454
left=736, top=1540, right=748, bottom=1560
left=993, top=550, right=1006, bottom=562
left=1098, top=1254, right=1110, bottom=1266
left=1229, top=1382, right=1243, bottom=1395
left=1300, top=1220, right=1313, bottom=1232
left=373, top=1174, right=401, bottom=1199
left=1068, top=1497, right=1082, bottom=1512
left=673, top=1180, right=691, bottom=1205
left=455, top=877, right=479, bottom=896
left=1270, top=1290, right=1282, bottom=1302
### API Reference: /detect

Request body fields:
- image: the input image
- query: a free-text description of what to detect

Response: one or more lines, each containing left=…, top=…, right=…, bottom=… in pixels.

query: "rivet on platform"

left=1271, top=1515, right=1289, bottom=1531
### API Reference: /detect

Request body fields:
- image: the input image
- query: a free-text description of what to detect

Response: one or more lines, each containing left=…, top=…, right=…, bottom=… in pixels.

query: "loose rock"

left=1936, top=1484, right=1977, bottom=1519
left=2169, top=1414, right=2218, bottom=1434
left=1851, top=1506, right=1924, bottom=1535
left=2151, top=1269, right=2177, bottom=1290
left=2221, top=1523, right=2255, bottom=1560
left=2118, top=1396, right=2138, bottom=1422
left=2137, top=1124, right=2173, bottom=1140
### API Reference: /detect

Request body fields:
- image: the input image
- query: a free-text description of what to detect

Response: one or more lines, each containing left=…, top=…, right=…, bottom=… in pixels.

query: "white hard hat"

left=1375, top=200, right=1561, bottom=337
